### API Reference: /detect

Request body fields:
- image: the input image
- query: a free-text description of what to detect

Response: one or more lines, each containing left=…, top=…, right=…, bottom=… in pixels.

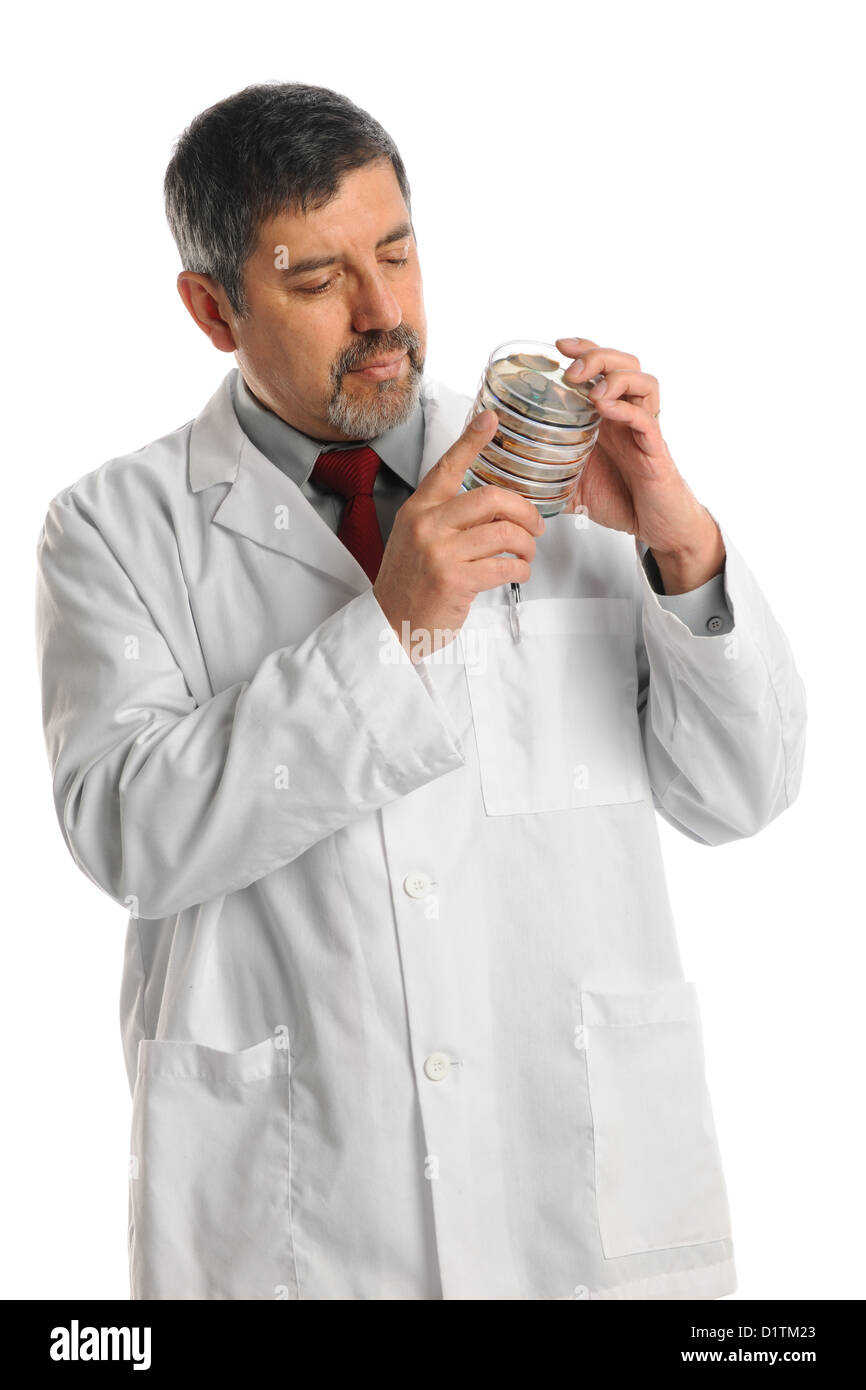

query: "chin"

left=327, top=364, right=422, bottom=437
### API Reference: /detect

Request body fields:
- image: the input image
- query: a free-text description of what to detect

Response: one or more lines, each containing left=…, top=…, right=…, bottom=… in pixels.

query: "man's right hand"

left=372, top=408, right=545, bottom=659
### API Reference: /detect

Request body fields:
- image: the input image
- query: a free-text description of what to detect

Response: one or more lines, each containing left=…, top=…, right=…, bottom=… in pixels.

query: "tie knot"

left=311, top=444, right=383, bottom=499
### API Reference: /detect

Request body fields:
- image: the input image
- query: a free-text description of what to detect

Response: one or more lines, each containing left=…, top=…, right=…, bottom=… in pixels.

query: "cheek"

left=394, top=287, right=424, bottom=342
left=292, top=319, right=354, bottom=398
left=266, top=314, right=331, bottom=376
left=406, top=276, right=427, bottom=333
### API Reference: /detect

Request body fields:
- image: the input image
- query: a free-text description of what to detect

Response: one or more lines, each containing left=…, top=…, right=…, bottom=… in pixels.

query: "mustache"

left=335, top=325, right=421, bottom=377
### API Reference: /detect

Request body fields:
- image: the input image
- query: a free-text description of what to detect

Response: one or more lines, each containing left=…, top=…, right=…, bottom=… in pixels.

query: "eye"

left=297, top=256, right=409, bottom=297
left=298, top=279, right=334, bottom=297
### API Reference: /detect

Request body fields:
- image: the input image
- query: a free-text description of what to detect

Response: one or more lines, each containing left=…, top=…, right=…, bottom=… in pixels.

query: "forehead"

left=253, top=160, right=410, bottom=260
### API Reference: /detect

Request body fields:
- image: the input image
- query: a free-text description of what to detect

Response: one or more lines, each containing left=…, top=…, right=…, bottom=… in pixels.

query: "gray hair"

left=164, top=81, right=412, bottom=319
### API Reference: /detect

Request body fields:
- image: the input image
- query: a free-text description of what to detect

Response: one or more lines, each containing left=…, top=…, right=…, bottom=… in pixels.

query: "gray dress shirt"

left=232, top=370, right=421, bottom=543
left=231, top=370, right=733, bottom=637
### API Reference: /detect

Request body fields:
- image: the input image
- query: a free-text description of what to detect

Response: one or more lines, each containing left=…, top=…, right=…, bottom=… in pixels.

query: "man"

left=34, top=81, right=806, bottom=1301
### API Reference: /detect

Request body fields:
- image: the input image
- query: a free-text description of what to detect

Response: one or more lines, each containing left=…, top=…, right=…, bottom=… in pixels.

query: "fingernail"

left=591, top=379, right=608, bottom=397
left=471, top=410, right=491, bottom=431
left=566, top=357, right=585, bottom=378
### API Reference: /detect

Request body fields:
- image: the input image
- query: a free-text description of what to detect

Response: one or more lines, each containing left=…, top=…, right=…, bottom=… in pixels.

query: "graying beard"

left=326, top=369, right=423, bottom=439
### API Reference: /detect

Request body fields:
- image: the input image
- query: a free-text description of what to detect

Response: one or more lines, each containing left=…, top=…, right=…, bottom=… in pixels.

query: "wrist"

left=650, top=512, right=726, bottom=595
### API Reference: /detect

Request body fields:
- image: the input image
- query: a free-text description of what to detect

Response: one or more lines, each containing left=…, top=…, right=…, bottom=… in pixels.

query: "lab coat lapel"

left=416, top=378, right=473, bottom=484
left=188, top=368, right=470, bottom=591
left=189, top=369, right=366, bottom=594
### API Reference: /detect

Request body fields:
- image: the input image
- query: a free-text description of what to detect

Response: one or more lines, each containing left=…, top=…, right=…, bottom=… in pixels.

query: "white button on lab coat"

left=34, top=368, right=807, bottom=1301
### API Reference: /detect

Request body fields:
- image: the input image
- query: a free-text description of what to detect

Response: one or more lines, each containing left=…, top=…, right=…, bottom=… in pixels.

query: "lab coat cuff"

left=636, top=514, right=786, bottom=680
left=317, top=586, right=466, bottom=792
left=635, top=514, right=743, bottom=651
left=639, top=542, right=733, bottom=638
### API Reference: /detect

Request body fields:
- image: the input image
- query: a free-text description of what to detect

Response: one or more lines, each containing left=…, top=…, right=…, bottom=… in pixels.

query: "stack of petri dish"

left=461, top=339, right=603, bottom=516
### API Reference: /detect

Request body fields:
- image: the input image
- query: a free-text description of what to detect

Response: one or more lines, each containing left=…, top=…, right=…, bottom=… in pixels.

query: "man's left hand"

left=555, top=336, right=725, bottom=594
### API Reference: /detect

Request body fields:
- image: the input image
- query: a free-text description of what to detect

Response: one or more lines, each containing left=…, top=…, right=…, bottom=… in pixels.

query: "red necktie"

left=310, top=445, right=385, bottom=584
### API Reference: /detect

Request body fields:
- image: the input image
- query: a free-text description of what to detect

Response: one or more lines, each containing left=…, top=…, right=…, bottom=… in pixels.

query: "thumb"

left=563, top=473, right=584, bottom=514
left=415, top=408, right=499, bottom=505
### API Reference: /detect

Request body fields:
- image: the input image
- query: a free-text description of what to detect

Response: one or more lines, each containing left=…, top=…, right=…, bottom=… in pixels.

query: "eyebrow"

left=275, top=221, right=413, bottom=280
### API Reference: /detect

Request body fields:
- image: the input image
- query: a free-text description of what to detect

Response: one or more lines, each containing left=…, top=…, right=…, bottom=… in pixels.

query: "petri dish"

left=461, top=339, right=601, bottom=516
left=466, top=451, right=580, bottom=500
left=461, top=466, right=578, bottom=517
left=476, top=433, right=589, bottom=483
left=466, top=402, right=597, bottom=465
left=478, top=377, right=599, bottom=446
left=484, top=340, right=602, bottom=428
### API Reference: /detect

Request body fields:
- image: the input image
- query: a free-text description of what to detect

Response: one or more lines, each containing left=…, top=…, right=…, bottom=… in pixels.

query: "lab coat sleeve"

left=640, top=543, right=734, bottom=636
left=34, top=489, right=466, bottom=919
left=633, top=516, right=807, bottom=845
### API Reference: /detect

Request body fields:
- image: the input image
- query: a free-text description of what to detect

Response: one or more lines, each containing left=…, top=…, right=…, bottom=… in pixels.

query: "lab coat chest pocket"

left=458, top=596, right=647, bottom=816
left=128, top=1033, right=296, bottom=1300
left=580, top=981, right=733, bottom=1259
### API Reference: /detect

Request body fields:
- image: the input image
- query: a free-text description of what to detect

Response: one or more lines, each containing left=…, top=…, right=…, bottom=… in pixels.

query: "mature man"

left=35, top=81, right=806, bottom=1301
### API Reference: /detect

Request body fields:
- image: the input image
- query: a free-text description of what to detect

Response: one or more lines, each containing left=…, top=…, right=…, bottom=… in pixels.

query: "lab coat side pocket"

left=579, top=981, right=732, bottom=1259
left=128, top=1031, right=297, bottom=1300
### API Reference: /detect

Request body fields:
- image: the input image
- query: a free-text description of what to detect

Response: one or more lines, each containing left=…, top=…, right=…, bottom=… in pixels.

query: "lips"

left=350, top=352, right=406, bottom=372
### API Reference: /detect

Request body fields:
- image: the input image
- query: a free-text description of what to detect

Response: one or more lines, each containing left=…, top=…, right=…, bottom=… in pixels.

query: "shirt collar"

left=231, top=369, right=425, bottom=490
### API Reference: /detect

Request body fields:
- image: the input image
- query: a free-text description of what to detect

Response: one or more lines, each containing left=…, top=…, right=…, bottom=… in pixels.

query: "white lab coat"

left=34, top=367, right=806, bottom=1301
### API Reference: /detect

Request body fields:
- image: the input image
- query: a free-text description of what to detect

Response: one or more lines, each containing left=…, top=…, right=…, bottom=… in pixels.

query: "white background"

left=4, top=0, right=863, bottom=1299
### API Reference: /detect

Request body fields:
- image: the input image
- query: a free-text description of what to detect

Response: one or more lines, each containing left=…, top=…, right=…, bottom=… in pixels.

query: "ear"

left=176, top=272, right=238, bottom=353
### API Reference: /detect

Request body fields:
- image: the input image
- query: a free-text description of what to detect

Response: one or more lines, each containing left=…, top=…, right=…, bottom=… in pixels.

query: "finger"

left=556, top=336, right=599, bottom=355
left=467, top=553, right=533, bottom=594
left=453, top=518, right=538, bottom=564
left=561, top=488, right=586, bottom=515
left=585, top=368, right=659, bottom=409
left=591, top=396, right=664, bottom=456
left=415, top=409, right=499, bottom=505
left=560, top=347, right=641, bottom=385
left=440, top=482, right=545, bottom=537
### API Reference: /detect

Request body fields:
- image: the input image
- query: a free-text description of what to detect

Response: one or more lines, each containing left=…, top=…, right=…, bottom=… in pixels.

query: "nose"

left=350, top=266, right=403, bottom=336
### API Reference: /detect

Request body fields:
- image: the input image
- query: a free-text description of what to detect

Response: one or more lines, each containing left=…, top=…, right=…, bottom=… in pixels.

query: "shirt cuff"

left=639, top=540, right=733, bottom=637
